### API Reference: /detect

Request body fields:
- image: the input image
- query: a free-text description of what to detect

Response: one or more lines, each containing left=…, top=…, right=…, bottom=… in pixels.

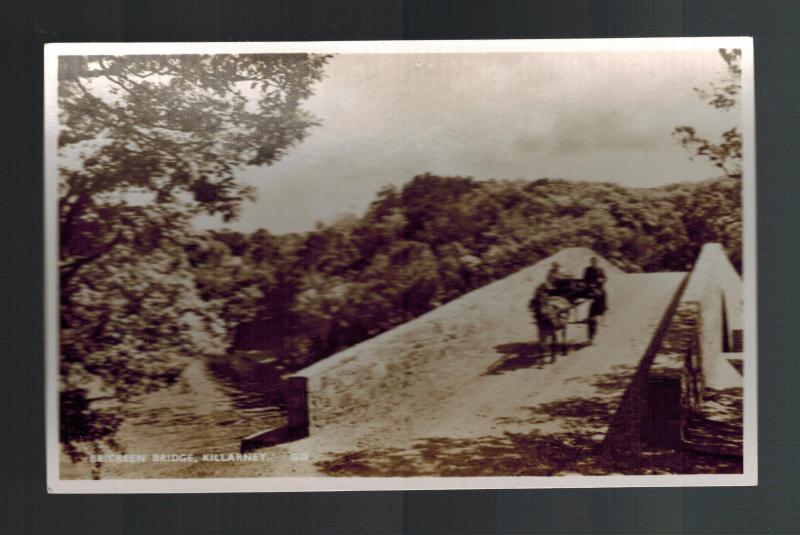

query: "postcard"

left=45, top=37, right=756, bottom=492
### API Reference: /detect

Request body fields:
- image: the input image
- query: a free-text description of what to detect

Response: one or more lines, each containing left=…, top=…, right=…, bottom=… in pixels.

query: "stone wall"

left=601, top=273, right=689, bottom=455
left=644, top=243, right=742, bottom=448
left=680, top=243, right=743, bottom=378
left=603, top=243, right=743, bottom=456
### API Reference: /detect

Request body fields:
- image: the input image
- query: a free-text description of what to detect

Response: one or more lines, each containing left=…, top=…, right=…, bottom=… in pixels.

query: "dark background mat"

left=2, top=1, right=798, bottom=533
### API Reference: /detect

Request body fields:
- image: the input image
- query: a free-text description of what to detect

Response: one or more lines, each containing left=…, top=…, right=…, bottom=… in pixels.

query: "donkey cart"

left=529, top=278, right=604, bottom=361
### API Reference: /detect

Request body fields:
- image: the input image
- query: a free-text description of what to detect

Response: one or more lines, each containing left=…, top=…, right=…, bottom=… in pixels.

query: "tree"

left=58, top=53, right=329, bottom=466
left=672, top=48, right=744, bottom=269
left=673, top=48, right=743, bottom=179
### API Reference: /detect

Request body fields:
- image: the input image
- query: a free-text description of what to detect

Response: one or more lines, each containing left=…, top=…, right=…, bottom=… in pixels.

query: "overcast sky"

left=198, top=49, right=740, bottom=234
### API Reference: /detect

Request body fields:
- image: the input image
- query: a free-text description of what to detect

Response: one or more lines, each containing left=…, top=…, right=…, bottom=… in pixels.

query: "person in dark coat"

left=583, top=257, right=606, bottom=289
left=583, top=257, right=607, bottom=341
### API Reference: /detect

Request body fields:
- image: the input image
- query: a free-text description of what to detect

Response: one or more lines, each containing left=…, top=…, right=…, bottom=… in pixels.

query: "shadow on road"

left=316, top=427, right=742, bottom=477
left=317, top=430, right=605, bottom=477
left=494, top=396, right=615, bottom=430
left=486, top=341, right=591, bottom=374
left=316, top=369, right=743, bottom=477
left=562, top=364, right=637, bottom=393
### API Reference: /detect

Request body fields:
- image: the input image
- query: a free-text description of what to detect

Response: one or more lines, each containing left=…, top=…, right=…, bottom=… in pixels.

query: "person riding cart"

left=545, top=261, right=562, bottom=290
left=531, top=257, right=610, bottom=348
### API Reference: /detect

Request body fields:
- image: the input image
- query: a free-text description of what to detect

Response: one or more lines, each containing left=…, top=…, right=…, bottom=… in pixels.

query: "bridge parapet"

left=602, top=243, right=743, bottom=457
left=680, top=243, right=743, bottom=369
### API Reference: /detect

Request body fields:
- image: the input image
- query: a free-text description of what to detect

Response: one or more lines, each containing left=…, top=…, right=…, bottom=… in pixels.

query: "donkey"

left=530, top=288, right=571, bottom=362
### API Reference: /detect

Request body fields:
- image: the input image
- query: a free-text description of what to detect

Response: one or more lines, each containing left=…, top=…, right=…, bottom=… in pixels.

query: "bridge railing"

left=604, top=243, right=742, bottom=456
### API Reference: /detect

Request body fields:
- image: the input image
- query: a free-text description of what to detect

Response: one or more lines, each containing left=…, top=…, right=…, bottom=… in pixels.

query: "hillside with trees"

left=197, top=173, right=742, bottom=371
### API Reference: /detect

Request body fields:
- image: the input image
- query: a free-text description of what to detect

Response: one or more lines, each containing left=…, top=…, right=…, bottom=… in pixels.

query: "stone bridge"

left=241, top=245, right=744, bottom=475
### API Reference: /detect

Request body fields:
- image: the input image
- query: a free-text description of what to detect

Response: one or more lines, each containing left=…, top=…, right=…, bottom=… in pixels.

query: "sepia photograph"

left=45, top=38, right=756, bottom=493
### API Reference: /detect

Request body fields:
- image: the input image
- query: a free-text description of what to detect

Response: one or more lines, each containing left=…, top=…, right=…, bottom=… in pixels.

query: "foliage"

left=231, top=173, right=742, bottom=371
left=673, top=48, right=743, bottom=179
left=58, top=54, right=328, bottom=462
